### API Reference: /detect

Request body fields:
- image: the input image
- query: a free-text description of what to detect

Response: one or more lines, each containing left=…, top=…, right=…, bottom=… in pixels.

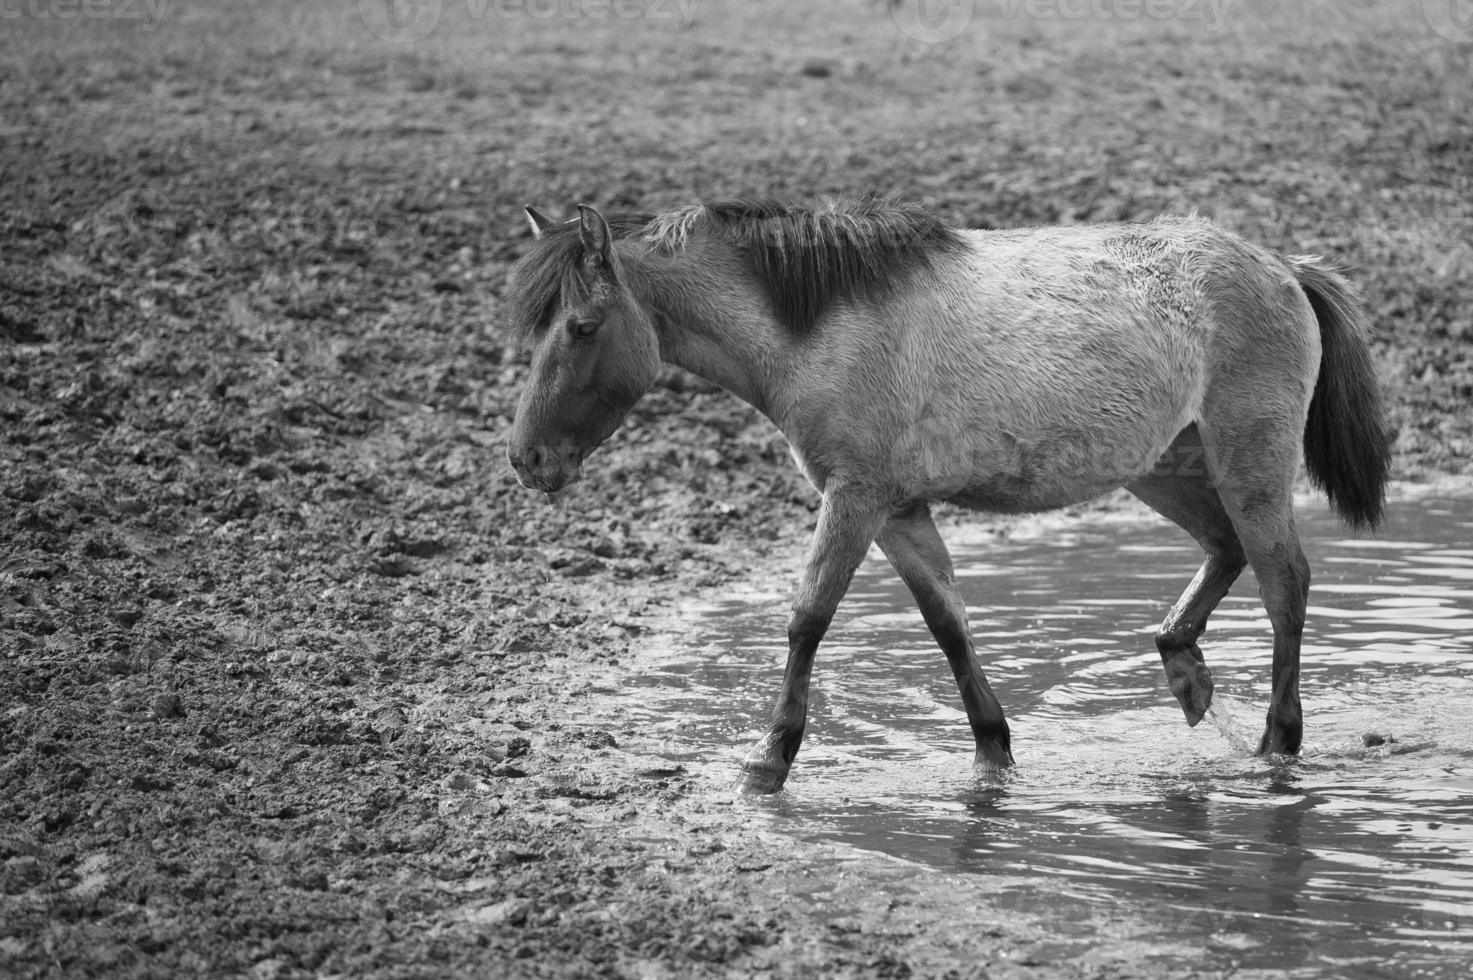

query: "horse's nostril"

left=509, top=445, right=548, bottom=471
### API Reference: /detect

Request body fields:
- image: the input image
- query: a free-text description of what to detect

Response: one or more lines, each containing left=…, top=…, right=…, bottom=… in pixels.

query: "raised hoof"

left=1163, top=651, right=1215, bottom=727
left=737, top=759, right=789, bottom=795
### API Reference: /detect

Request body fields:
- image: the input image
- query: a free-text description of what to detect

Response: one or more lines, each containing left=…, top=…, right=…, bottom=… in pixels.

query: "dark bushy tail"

left=1291, top=257, right=1391, bottom=530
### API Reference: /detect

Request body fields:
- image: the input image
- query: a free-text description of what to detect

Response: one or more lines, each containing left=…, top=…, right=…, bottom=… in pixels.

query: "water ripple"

left=629, top=493, right=1473, bottom=978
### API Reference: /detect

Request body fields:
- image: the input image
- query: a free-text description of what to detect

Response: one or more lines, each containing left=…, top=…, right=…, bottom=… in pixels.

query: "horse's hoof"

left=737, top=760, right=789, bottom=795
left=1255, top=726, right=1302, bottom=757
left=973, top=744, right=1014, bottom=774
left=1164, top=652, right=1214, bottom=727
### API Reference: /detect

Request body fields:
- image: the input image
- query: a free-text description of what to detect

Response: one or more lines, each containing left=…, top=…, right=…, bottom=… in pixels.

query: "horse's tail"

left=1290, top=256, right=1391, bottom=530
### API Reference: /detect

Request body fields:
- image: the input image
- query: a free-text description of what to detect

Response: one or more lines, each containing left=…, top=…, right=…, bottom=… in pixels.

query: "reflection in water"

left=625, top=494, right=1473, bottom=977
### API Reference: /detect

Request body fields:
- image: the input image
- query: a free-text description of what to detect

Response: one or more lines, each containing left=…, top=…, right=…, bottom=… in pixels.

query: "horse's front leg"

left=876, top=502, right=1013, bottom=773
left=738, top=491, right=885, bottom=794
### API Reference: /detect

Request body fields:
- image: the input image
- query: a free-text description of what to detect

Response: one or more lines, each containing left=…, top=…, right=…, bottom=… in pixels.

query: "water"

left=626, top=492, right=1473, bottom=977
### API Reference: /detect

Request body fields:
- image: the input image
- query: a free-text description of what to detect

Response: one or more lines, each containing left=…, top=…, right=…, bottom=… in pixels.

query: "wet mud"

left=4, top=3, right=1472, bottom=977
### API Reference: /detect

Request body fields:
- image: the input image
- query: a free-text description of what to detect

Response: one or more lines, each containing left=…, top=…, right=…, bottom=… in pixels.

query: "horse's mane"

left=505, top=212, right=652, bottom=343
left=646, top=198, right=967, bottom=334
left=506, top=197, right=967, bottom=339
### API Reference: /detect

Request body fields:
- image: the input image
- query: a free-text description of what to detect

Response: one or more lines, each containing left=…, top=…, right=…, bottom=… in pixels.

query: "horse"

left=504, top=197, right=1390, bottom=794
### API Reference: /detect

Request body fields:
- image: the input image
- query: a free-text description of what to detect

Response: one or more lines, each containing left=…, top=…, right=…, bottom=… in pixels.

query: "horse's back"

left=790, top=217, right=1316, bottom=511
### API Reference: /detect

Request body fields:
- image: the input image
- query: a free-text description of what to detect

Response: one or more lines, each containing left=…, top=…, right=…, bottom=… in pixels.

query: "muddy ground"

left=2, top=2, right=1471, bottom=977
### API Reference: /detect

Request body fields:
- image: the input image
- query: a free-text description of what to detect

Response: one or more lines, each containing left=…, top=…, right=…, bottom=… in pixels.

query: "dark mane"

left=648, top=197, right=967, bottom=334
left=504, top=198, right=967, bottom=340
left=504, top=212, right=652, bottom=342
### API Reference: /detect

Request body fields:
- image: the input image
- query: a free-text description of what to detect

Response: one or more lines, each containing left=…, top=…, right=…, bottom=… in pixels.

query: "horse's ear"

left=524, top=204, right=558, bottom=239
left=577, top=204, right=614, bottom=269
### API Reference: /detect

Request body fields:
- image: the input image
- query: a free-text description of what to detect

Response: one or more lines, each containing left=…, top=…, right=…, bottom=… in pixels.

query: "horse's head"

left=506, top=204, right=660, bottom=493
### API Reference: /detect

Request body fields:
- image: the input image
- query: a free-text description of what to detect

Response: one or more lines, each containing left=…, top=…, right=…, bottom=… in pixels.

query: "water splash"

left=1204, top=697, right=1255, bottom=755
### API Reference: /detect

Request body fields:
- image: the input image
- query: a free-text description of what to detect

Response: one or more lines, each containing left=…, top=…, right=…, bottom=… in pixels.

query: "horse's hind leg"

left=876, top=502, right=1013, bottom=772
left=1205, top=448, right=1311, bottom=755
left=1240, top=520, right=1310, bottom=755
left=1127, top=426, right=1248, bottom=726
left=1188, top=256, right=1317, bottom=754
left=1187, top=401, right=1312, bottom=755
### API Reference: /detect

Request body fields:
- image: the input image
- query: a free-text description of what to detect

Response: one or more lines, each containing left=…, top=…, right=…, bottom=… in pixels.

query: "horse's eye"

left=571, top=318, right=601, bottom=338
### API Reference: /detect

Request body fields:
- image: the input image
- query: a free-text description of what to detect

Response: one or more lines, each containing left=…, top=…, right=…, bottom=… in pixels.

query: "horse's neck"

left=631, top=245, right=787, bottom=420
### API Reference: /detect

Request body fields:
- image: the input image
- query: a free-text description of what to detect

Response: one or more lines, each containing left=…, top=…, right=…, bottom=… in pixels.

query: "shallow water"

left=628, top=492, right=1473, bottom=977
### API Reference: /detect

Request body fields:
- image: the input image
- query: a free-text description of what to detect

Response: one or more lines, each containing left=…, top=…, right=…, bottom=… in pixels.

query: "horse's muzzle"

left=508, top=443, right=585, bottom=493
